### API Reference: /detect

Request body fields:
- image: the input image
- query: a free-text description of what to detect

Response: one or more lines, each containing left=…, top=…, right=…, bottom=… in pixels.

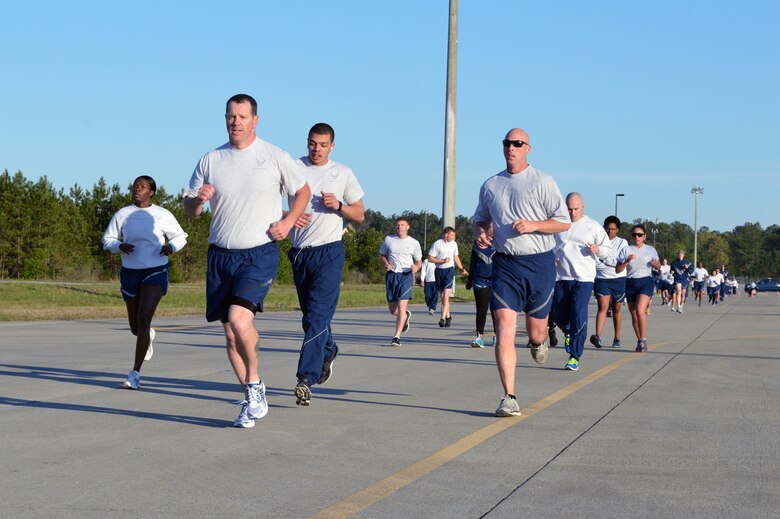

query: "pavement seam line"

left=481, top=306, right=738, bottom=517
left=309, top=349, right=648, bottom=519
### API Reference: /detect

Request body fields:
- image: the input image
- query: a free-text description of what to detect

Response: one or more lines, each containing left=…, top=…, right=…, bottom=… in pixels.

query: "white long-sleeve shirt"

left=596, top=236, right=629, bottom=279
left=553, top=215, right=611, bottom=282
left=102, top=204, right=188, bottom=269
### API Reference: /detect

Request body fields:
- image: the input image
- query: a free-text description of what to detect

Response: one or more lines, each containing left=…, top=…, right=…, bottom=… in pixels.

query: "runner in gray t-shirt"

left=473, top=128, right=570, bottom=417
left=184, top=94, right=311, bottom=429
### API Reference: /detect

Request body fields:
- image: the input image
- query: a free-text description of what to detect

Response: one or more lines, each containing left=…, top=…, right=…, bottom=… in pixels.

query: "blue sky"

left=2, top=1, right=778, bottom=233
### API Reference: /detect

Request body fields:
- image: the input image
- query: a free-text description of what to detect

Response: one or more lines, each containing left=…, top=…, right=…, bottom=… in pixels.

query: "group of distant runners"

left=101, top=93, right=747, bottom=425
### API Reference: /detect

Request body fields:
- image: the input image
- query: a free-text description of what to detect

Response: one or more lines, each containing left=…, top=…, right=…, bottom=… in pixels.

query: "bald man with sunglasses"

left=474, top=128, right=570, bottom=417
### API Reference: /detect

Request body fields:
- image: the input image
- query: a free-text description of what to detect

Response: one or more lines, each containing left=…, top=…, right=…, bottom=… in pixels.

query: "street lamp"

left=691, top=187, right=704, bottom=267
left=614, top=193, right=624, bottom=218
left=423, top=210, right=429, bottom=251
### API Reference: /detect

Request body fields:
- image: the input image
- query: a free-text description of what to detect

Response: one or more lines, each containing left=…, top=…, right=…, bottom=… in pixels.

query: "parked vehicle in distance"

left=754, top=278, right=780, bottom=292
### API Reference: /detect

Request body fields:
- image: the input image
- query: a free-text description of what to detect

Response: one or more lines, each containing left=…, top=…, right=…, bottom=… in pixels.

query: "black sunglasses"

left=631, top=233, right=645, bottom=237
left=502, top=139, right=527, bottom=148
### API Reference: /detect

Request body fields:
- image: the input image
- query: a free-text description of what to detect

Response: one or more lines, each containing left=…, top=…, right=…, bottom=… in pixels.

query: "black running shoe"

left=548, top=326, right=558, bottom=347
left=318, top=348, right=338, bottom=385
left=402, top=310, right=411, bottom=333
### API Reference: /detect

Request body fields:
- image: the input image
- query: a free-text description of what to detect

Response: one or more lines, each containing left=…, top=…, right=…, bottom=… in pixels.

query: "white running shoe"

left=144, top=328, right=155, bottom=361
left=233, top=402, right=255, bottom=428
left=246, top=382, right=268, bottom=420
left=123, top=370, right=140, bottom=390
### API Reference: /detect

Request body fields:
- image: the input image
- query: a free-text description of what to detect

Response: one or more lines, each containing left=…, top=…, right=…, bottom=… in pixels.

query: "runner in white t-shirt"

left=379, top=217, right=423, bottom=346
left=692, top=261, right=709, bottom=307
left=286, top=123, right=365, bottom=406
left=428, top=227, right=468, bottom=327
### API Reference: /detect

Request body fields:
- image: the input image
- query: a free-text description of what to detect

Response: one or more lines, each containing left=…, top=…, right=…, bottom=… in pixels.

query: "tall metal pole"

left=423, top=210, right=428, bottom=251
left=691, top=187, right=704, bottom=267
left=441, top=0, right=458, bottom=229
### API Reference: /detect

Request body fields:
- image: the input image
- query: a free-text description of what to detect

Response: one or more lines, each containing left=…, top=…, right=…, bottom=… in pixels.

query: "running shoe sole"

left=402, top=311, right=411, bottom=333
left=144, top=328, right=155, bottom=361
left=295, top=383, right=311, bottom=406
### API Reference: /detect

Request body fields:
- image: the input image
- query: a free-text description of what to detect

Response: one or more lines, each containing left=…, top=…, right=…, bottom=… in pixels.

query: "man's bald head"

left=505, top=128, right=530, bottom=144
left=565, top=192, right=584, bottom=222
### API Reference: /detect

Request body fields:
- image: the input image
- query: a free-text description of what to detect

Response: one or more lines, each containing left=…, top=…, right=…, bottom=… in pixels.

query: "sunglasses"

left=502, top=139, right=527, bottom=148
left=631, top=233, right=645, bottom=237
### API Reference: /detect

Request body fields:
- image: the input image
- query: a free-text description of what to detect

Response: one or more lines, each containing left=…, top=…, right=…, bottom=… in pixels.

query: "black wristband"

left=338, top=201, right=343, bottom=212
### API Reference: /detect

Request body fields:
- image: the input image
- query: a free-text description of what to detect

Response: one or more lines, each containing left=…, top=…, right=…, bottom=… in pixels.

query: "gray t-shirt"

left=379, top=235, right=422, bottom=273
left=625, top=244, right=660, bottom=279
left=473, top=166, right=569, bottom=255
left=288, top=157, right=364, bottom=248
left=186, top=137, right=306, bottom=249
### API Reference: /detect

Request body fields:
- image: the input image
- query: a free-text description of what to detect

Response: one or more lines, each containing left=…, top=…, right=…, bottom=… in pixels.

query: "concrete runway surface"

left=1, top=293, right=779, bottom=518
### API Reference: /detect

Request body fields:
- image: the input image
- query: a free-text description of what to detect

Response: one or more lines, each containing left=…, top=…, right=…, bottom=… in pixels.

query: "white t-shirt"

left=625, top=244, right=659, bottom=279
left=102, top=204, right=188, bottom=269
left=379, top=235, right=423, bottom=273
left=288, top=157, right=364, bottom=248
left=596, top=236, right=629, bottom=279
left=428, top=239, right=459, bottom=269
left=659, top=264, right=672, bottom=283
left=553, top=215, right=612, bottom=282
left=693, top=267, right=709, bottom=282
left=420, top=259, right=436, bottom=283
left=185, top=137, right=307, bottom=249
left=707, top=273, right=723, bottom=288
left=473, top=166, right=570, bottom=256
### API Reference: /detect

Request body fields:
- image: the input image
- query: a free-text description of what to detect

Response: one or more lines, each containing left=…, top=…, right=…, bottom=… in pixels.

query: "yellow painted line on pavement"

left=310, top=343, right=666, bottom=519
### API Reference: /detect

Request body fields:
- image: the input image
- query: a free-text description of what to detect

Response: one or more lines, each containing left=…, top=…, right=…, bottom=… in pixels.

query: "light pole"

left=423, top=210, right=429, bottom=251
left=691, top=187, right=704, bottom=267
left=614, top=193, right=624, bottom=218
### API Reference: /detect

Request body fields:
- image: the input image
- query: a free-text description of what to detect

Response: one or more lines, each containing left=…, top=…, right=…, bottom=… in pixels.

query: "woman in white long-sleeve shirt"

left=102, top=176, right=188, bottom=389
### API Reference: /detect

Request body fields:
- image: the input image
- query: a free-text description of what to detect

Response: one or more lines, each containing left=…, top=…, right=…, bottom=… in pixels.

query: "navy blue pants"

left=551, top=280, right=594, bottom=360
left=424, top=282, right=439, bottom=311
left=289, top=241, right=344, bottom=385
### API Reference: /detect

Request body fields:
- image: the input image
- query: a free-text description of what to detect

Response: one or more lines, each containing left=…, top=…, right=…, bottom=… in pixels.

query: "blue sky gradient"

left=2, top=1, right=778, bottom=232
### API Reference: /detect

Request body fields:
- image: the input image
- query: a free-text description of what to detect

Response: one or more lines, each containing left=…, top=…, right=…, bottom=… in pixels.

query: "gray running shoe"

left=612, top=338, right=622, bottom=349
left=388, top=336, right=401, bottom=347
left=402, top=310, right=412, bottom=333
left=495, top=395, right=522, bottom=417
left=530, top=340, right=548, bottom=364
left=589, top=334, right=603, bottom=349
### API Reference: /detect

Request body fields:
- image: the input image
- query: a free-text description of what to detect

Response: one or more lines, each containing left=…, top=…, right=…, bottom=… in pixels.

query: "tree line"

left=2, top=169, right=779, bottom=283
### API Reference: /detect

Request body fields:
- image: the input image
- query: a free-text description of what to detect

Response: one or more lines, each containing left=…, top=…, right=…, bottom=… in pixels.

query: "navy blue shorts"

left=434, top=267, right=455, bottom=291
left=206, top=242, right=279, bottom=322
left=386, top=271, right=414, bottom=302
left=674, top=278, right=689, bottom=289
left=490, top=250, right=555, bottom=318
left=693, top=280, right=705, bottom=292
left=626, top=276, right=655, bottom=303
left=594, top=277, right=626, bottom=303
left=120, top=264, right=169, bottom=302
